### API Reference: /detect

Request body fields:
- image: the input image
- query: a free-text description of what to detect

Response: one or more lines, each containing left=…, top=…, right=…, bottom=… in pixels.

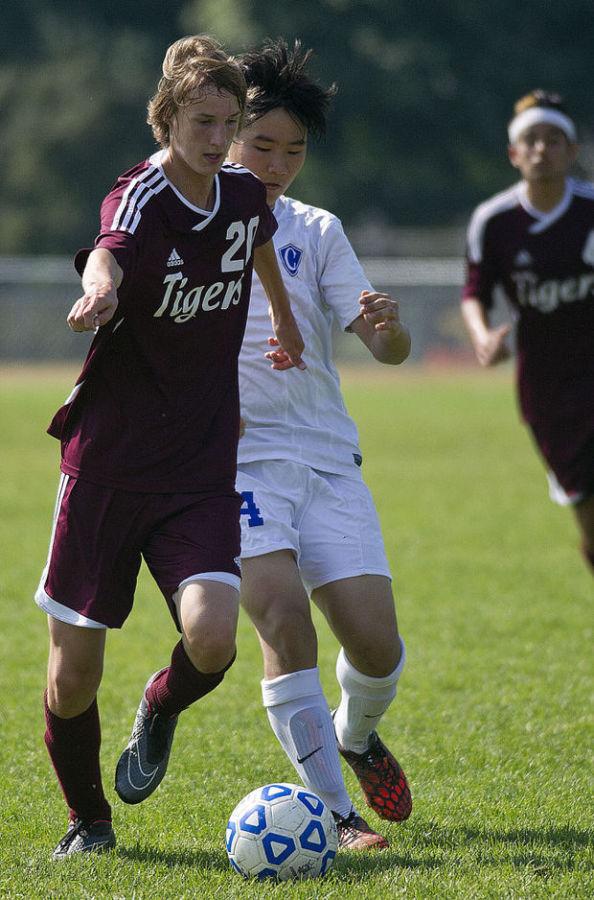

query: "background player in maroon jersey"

left=35, top=35, right=304, bottom=859
left=462, top=90, right=594, bottom=574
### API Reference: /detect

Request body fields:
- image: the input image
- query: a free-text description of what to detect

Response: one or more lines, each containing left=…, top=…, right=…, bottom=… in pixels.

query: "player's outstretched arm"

left=461, top=297, right=511, bottom=367
left=350, top=291, right=411, bottom=365
left=67, top=248, right=123, bottom=333
left=254, top=240, right=306, bottom=370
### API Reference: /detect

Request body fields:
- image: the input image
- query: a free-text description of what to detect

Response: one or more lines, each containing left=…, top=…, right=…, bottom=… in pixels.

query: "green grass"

left=0, top=364, right=592, bottom=899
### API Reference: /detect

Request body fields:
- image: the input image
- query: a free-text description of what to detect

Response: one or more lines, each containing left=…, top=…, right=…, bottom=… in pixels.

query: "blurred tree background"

left=2, top=0, right=593, bottom=254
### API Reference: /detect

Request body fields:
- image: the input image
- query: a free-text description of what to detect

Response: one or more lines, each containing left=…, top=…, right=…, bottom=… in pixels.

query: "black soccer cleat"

left=52, top=818, right=116, bottom=860
left=115, top=671, right=178, bottom=804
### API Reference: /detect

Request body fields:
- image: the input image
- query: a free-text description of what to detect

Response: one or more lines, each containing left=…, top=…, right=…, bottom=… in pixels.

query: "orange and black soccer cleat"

left=338, top=731, right=412, bottom=822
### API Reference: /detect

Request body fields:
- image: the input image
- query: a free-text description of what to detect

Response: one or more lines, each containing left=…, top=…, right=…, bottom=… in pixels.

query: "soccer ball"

left=225, top=783, right=338, bottom=881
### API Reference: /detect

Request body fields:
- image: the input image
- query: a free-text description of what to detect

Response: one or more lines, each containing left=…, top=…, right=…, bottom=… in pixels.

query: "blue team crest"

left=279, top=243, right=303, bottom=276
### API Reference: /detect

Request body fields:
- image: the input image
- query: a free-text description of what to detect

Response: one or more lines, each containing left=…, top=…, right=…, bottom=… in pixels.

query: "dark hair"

left=238, top=38, right=337, bottom=139
left=513, top=89, right=568, bottom=117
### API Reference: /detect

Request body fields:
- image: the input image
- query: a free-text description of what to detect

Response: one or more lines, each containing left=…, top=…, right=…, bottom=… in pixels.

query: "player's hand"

left=474, top=323, right=512, bottom=367
left=359, top=290, right=404, bottom=334
left=67, top=282, right=118, bottom=332
left=269, top=310, right=306, bottom=370
left=264, top=337, right=294, bottom=370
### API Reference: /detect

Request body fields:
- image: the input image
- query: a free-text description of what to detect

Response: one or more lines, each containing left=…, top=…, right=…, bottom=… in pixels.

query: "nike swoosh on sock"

left=297, top=746, right=323, bottom=764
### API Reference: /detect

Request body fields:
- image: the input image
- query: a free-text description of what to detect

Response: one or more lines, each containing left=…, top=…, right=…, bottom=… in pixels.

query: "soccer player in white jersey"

left=227, top=40, right=412, bottom=851
left=462, top=90, right=594, bottom=575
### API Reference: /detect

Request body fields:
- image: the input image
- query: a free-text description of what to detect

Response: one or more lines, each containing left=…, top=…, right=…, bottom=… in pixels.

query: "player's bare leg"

left=313, top=575, right=412, bottom=821
left=177, top=579, right=239, bottom=674
left=45, top=618, right=115, bottom=858
left=47, top=617, right=105, bottom=717
left=241, top=552, right=388, bottom=849
left=241, top=551, right=317, bottom=678
left=574, top=494, right=594, bottom=574
left=115, top=580, right=239, bottom=804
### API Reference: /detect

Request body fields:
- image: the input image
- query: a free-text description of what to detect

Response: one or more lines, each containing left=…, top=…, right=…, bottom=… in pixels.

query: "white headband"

left=508, top=107, right=577, bottom=144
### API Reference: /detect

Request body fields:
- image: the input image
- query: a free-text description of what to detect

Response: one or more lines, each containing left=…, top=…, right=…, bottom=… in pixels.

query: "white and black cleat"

left=115, top=671, right=178, bottom=804
left=52, top=818, right=116, bottom=859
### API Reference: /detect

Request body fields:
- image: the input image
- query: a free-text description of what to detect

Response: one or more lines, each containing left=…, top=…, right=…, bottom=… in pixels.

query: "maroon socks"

left=44, top=691, right=111, bottom=823
left=43, top=643, right=235, bottom=821
left=145, top=640, right=235, bottom=717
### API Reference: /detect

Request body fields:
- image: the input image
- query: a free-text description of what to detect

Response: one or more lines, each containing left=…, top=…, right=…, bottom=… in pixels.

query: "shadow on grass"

left=117, top=843, right=443, bottom=877
left=413, top=820, right=592, bottom=874
left=461, top=825, right=593, bottom=851
left=115, top=824, right=592, bottom=879
left=419, top=821, right=592, bottom=851
left=332, top=849, right=443, bottom=877
left=117, top=845, right=230, bottom=871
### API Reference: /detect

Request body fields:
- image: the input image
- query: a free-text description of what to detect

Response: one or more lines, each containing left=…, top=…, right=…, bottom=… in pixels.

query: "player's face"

left=168, top=86, right=241, bottom=180
left=508, top=124, right=577, bottom=183
left=228, top=108, right=307, bottom=205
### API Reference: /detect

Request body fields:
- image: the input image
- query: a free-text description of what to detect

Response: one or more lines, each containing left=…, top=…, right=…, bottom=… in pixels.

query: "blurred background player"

left=228, top=39, right=412, bottom=851
left=462, top=90, right=594, bottom=575
left=35, top=35, right=303, bottom=859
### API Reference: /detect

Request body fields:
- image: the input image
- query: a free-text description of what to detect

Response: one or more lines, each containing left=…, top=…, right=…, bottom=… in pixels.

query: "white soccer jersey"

left=238, top=195, right=372, bottom=475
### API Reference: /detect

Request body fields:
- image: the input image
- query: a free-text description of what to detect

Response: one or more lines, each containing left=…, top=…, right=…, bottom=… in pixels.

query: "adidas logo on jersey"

left=514, top=249, right=533, bottom=267
left=167, top=248, right=184, bottom=267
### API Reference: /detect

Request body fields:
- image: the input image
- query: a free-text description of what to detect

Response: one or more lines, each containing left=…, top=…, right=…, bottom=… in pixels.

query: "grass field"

left=0, top=364, right=592, bottom=899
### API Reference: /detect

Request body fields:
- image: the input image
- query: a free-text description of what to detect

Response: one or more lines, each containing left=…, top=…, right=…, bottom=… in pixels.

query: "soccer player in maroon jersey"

left=462, top=90, right=594, bottom=575
left=34, top=35, right=304, bottom=859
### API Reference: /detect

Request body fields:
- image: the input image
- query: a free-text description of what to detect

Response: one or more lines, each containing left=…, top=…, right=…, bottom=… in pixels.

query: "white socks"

left=261, top=643, right=406, bottom=813
left=261, top=667, right=353, bottom=818
left=333, top=637, right=406, bottom=754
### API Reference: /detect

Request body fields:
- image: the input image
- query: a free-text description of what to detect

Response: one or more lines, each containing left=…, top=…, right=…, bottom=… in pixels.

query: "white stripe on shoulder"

left=467, top=184, right=521, bottom=263
left=571, top=179, right=594, bottom=200
left=221, top=162, right=254, bottom=176
left=110, top=166, right=167, bottom=234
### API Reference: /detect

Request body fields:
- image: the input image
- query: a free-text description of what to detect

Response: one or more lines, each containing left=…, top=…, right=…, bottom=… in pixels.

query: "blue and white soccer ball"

left=225, top=783, right=338, bottom=881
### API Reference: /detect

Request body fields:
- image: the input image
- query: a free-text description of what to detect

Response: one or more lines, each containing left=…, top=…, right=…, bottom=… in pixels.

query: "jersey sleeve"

left=461, top=207, right=496, bottom=310
left=74, top=185, right=141, bottom=280
left=317, top=216, right=373, bottom=331
left=253, top=183, right=278, bottom=248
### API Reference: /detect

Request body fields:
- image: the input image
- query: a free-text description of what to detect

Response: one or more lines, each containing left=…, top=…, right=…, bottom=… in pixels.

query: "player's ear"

left=567, top=141, right=579, bottom=165
left=508, top=143, right=520, bottom=169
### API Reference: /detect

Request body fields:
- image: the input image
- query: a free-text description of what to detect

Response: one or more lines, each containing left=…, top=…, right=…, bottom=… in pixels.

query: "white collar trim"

left=149, top=149, right=221, bottom=230
left=519, top=178, right=574, bottom=234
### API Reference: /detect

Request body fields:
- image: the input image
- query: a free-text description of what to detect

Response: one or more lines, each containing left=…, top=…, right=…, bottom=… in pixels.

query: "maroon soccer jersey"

left=49, top=153, right=276, bottom=492
left=462, top=178, right=594, bottom=494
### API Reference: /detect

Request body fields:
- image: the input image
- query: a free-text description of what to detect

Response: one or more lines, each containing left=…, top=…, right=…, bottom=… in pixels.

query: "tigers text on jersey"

left=462, top=177, right=594, bottom=495
left=49, top=152, right=276, bottom=493
left=238, top=195, right=372, bottom=476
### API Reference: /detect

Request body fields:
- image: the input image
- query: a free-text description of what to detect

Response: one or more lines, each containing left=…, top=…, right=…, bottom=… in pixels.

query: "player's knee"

left=260, top=608, right=318, bottom=674
left=184, top=627, right=236, bottom=674
left=343, top=631, right=401, bottom=677
left=248, top=590, right=312, bottom=633
left=47, top=659, right=102, bottom=716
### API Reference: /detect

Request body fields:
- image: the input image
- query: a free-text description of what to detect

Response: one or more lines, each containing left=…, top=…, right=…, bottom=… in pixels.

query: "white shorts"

left=237, top=459, right=392, bottom=594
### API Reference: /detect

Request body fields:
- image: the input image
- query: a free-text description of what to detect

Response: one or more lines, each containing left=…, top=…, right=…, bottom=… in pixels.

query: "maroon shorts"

left=36, top=475, right=241, bottom=629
